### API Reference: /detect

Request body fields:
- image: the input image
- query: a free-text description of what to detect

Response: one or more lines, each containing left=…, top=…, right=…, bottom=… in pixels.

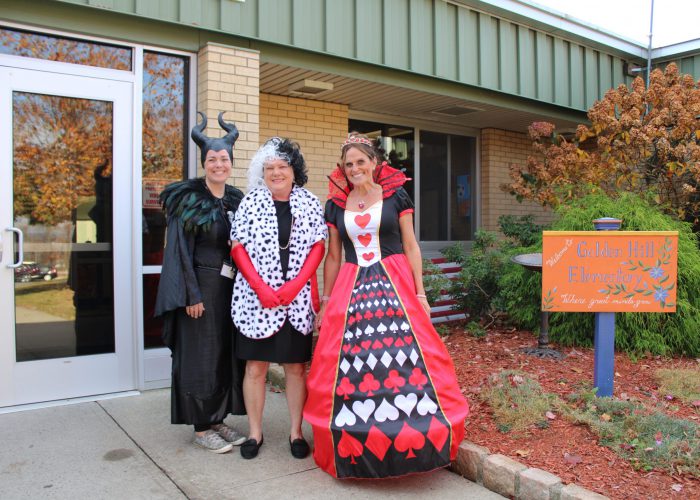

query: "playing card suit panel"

left=329, top=264, right=453, bottom=478
left=343, top=203, right=381, bottom=267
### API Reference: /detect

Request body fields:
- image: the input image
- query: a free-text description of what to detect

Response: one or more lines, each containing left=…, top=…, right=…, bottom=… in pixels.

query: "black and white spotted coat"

left=231, top=185, right=327, bottom=339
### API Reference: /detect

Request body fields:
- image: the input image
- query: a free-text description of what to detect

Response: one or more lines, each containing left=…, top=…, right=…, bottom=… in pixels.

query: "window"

left=420, top=133, right=476, bottom=241
left=141, top=51, right=189, bottom=349
left=0, top=27, right=131, bottom=70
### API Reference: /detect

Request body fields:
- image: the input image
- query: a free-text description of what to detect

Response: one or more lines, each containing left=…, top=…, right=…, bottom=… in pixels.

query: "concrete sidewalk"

left=0, top=389, right=503, bottom=499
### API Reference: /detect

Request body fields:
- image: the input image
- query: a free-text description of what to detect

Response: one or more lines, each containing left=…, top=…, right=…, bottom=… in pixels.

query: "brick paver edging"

left=451, top=441, right=610, bottom=500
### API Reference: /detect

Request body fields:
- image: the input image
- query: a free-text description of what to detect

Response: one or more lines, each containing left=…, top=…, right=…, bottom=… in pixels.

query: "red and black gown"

left=304, top=164, right=469, bottom=479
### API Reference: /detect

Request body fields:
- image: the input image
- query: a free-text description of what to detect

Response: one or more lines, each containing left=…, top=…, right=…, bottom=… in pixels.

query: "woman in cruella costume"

left=230, top=137, right=327, bottom=460
left=304, top=133, right=469, bottom=479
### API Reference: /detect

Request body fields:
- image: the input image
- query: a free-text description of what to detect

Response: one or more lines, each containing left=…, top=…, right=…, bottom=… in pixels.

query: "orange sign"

left=542, top=231, right=678, bottom=312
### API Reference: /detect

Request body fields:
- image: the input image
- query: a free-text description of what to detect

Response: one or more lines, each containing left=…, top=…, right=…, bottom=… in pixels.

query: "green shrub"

left=498, top=214, right=544, bottom=248
left=498, top=191, right=700, bottom=356
left=422, top=259, right=450, bottom=304
left=446, top=231, right=508, bottom=320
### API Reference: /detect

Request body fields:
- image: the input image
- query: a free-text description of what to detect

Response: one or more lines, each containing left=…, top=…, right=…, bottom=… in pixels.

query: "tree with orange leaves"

left=507, top=63, right=700, bottom=227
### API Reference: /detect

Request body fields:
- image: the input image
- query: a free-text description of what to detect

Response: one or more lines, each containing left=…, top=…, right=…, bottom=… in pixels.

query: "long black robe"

left=155, top=179, right=246, bottom=424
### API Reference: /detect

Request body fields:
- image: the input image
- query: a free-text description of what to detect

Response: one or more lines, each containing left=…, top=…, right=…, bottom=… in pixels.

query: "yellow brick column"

left=259, top=93, right=349, bottom=201
left=197, top=42, right=259, bottom=189
left=480, top=128, right=553, bottom=233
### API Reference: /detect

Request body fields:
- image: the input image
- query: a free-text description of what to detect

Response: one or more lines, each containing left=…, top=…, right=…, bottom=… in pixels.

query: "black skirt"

left=236, top=319, right=312, bottom=363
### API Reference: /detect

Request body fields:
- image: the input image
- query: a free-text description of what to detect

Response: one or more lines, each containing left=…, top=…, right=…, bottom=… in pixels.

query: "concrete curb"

left=451, top=441, right=610, bottom=500
left=266, top=363, right=286, bottom=390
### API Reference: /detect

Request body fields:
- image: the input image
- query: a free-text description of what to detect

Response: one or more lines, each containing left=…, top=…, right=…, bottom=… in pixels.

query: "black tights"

left=194, top=421, right=223, bottom=432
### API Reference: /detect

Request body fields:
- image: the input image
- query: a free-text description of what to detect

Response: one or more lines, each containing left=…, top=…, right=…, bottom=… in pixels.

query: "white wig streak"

left=247, top=137, right=291, bottom=192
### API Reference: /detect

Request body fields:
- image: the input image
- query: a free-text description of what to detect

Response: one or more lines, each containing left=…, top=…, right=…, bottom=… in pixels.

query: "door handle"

left=6, top=227, right=23, bottom=268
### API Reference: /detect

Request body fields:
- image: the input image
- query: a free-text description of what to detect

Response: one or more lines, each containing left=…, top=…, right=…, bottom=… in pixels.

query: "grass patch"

left=464, top=320, right=487, bottom=338
left=655, top=368, right=700, bottom=405
left=565, top=391, right=700, bottom=477
left=481, top=370, right=556, bottom=432
left=15, top=287, right=75, bottom=320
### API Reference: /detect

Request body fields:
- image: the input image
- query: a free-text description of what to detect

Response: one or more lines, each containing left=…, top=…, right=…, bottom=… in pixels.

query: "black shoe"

left=289, top=436, right=310, bottom=459
left=240, top=436, right=263, bottom=459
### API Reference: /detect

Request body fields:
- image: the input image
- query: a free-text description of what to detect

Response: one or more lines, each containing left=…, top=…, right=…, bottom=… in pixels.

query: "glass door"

left=0, top=66, right=134, bottom=408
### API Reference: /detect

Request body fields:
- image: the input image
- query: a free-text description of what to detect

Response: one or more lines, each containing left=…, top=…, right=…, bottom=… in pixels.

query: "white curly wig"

left=247, top=137, right=292, bottom=192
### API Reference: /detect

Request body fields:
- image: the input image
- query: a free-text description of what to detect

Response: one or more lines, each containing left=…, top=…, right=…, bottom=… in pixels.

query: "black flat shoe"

left=289, top=436, right=310, bottom=459
left=240, top=436, right=263, bottom=459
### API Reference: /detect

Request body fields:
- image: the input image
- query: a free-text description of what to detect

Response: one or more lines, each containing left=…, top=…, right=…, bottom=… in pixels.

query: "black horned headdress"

left=190, top=111, right=239, bottom=165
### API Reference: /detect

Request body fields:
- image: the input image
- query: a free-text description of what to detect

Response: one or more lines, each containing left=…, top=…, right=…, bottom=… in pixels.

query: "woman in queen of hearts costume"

left=304, top=133, right=469, bottom=478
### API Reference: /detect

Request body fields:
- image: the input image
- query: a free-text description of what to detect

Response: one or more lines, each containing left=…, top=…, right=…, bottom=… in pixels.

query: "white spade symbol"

left=394, top=393, right=418, bottom=417
left=376, top=323, right=388, bottom=334
left=389, top=322, right=399, bottom=332
left=344, top=330, right=354, bottom=339
left=365, top=324, right=375, bottom=335
left=334, top=404, right=357, bottom=427
left=400, top=321, right=410, bottom=332
left=352, top=399, right=376, bottom=423
left=417, top=393, right=438, bottom=416
left=374, top=398, right=399, bottom=422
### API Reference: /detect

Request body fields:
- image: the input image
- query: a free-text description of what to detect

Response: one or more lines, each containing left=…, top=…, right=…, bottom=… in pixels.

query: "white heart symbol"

left=389, top=322, right=399, bottom=332
left=352, top=399, right=376, bottom=423
left=376, top=323, right=388, bottom=334
left=365, top=325, right=375, bottom=335
left=394, top=393, right=417, bottom=417
left=400, top=322, right=410, bottom=332
left=334, top=404, right=357, bottom=427
left=372, top=283, right=378, bottom=288
left=374, top=398, right=399, bottom=422
left=417, top=393, right=438, bottom=416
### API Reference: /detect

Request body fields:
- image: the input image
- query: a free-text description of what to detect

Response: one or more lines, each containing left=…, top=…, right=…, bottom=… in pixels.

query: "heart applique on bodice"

left=344, top=201, right=382, bottom=267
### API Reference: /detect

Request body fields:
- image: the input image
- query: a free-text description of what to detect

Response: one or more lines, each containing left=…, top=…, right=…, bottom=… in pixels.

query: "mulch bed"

left=444, top=324, right=700, bottom=499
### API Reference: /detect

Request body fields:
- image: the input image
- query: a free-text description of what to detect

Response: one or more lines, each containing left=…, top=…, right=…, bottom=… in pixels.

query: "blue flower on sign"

left=649, top=266, right=665, bottom=279
left=654, top=288, right=669, bottom=303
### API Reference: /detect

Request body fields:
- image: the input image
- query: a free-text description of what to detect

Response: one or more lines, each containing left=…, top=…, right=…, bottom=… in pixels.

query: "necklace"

left=279, top=216, right=294, bottom=250
left=358, top=200, right=366, bottom=210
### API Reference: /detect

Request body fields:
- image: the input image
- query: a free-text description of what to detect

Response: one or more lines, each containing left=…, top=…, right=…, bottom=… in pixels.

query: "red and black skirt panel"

left=304, top=254, right=469, bottom=479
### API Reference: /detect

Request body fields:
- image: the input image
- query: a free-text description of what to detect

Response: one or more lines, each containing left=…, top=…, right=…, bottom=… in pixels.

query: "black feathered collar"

left=159, top=178, right=243, bottom=233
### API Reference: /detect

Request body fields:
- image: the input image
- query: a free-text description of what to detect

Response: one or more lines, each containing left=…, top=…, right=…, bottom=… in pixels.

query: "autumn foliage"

left=5, top=26, right=186, bottom=225
left=507, top=64, right=700, bottom=226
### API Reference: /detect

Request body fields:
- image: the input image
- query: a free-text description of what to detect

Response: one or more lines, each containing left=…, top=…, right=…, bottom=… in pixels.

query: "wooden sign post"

left=542, top=221, right=678, bottom=397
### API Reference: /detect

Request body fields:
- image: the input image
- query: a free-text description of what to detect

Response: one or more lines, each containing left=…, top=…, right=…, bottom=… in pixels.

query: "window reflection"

left=0, top=27, right=131, bottom=70
left=142, top=51, right=188, bottom=267
left=13, top=93, right=115, bottom=361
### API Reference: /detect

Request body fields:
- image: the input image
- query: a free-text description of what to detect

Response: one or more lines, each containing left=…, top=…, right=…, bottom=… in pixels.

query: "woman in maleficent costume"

left=155, top=112, right=246, bottom=454
left=304, top=133, right=469, bottom=478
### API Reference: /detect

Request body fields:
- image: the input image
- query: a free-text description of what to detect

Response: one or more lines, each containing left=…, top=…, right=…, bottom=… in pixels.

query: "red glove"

left=276, top=241, right=325, bottom=306
left=231, top=244, right=281, bottom=309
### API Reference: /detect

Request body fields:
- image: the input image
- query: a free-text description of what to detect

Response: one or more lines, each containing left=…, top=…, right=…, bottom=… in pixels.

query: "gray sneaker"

left=212, top=423, right=247, bottom=445
left=193, top=430, right=233, bottom=454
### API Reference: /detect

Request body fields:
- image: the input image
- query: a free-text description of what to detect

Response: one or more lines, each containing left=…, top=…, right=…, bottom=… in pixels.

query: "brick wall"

left=259, top=93, right=349, bottom=201
left=196, top=42, right=259, bottom=188
left=480, top=128, right=554, bottom=232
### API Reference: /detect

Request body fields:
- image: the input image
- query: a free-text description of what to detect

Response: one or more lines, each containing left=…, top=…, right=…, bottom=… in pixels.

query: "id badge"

left=220, top=262, right=234, bottom=279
